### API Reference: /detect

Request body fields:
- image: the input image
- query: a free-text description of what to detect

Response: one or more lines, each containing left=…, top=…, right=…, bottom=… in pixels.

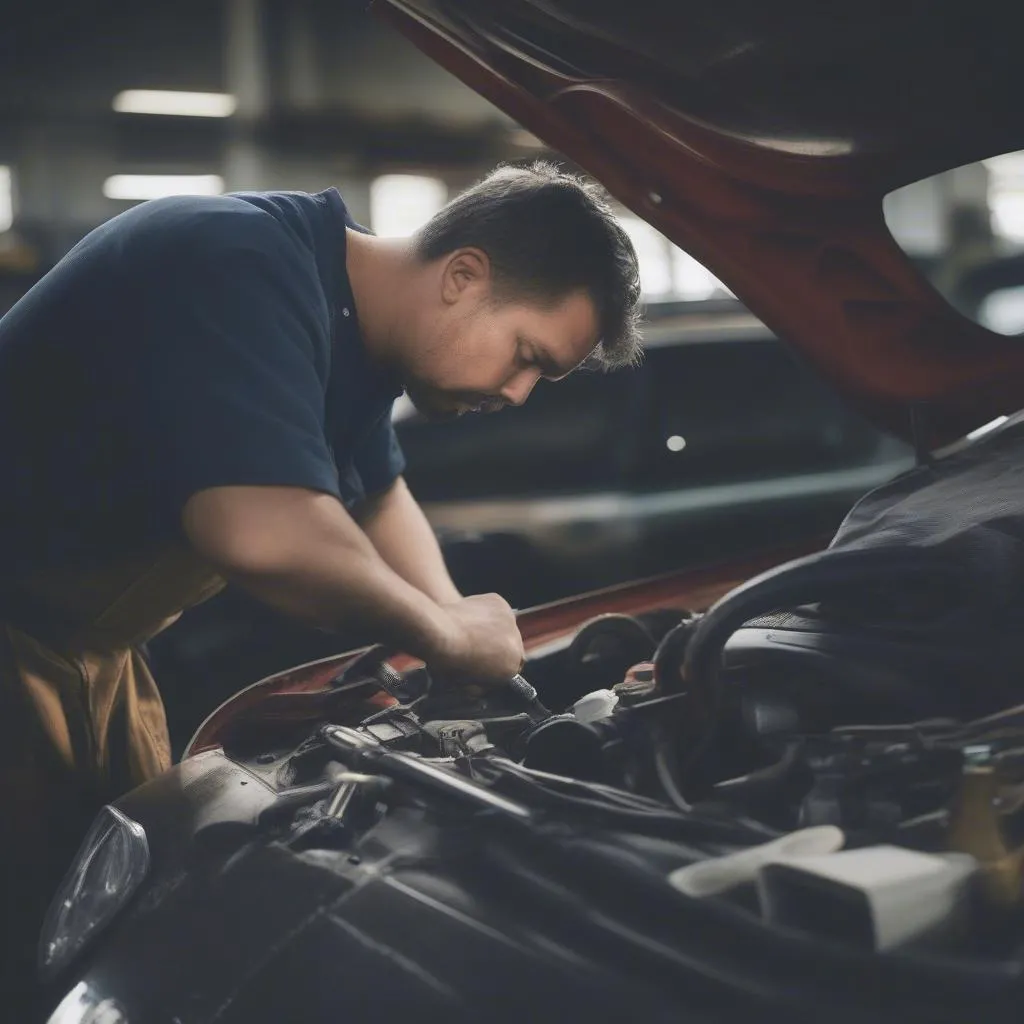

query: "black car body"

left=43, top=551, right=1024, bottom=1024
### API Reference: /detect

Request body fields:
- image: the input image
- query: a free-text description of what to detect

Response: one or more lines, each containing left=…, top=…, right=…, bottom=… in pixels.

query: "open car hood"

left=376, top=0, right=1024, bottom=447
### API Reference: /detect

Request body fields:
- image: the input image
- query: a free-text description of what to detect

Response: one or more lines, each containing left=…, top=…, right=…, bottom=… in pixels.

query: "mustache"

left=475, top=397, right=507, bottom=413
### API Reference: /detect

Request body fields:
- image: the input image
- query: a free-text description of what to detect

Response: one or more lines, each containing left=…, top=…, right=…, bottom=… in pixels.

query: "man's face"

left=399, top=249, right=599, bottom=420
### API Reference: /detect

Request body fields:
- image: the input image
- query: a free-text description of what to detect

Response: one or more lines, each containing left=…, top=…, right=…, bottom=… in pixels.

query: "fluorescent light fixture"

left=370, top=175, right=447, bottom=237
left=112, top=90, right=237, bottom=117
left=0, top=166, right=11, bottom=232
left=103, top=174, right=224, bottom=201
left=966, top=415, right=1009, bottom=442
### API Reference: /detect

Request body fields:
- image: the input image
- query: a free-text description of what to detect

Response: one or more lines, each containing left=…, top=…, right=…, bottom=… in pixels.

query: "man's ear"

left=440, top=247, right=490, bottom=305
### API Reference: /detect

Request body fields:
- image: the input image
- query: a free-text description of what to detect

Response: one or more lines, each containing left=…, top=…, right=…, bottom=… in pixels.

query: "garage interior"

left=4, top=0, right=1024, bottom=746
left=5, top=5, right=1024, bottom=1022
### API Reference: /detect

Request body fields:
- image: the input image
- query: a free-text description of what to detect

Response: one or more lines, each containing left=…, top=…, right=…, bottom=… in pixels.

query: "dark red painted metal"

left=374, top=0, right=1024, bottom=449
left=184, top=539, right=820, bottom=757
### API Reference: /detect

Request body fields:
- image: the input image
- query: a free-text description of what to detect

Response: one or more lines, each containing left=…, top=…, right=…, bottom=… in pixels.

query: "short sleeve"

left=123, top=205, right=341, bottom=512
left=351, top=412, right=406, bottom=499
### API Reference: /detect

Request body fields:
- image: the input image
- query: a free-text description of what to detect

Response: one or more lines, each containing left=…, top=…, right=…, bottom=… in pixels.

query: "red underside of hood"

left=376, top=0, right=1024, bottom=447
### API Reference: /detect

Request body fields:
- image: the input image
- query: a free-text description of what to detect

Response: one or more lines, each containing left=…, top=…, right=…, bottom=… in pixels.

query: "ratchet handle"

left=508, top=673, right=551, bottom=720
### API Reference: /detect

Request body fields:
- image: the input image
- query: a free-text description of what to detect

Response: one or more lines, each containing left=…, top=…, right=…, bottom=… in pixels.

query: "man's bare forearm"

left=182, top=485, right=458, bottom=661
left=356, top=476, right=462, bottom=604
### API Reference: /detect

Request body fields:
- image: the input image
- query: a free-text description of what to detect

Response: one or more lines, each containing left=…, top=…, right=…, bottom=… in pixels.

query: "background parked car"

left=403, top=299, right=912, bottom=604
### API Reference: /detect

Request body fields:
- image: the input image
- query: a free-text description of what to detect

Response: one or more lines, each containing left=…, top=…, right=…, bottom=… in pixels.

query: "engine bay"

left=212, top=584, right=1024, bottom=979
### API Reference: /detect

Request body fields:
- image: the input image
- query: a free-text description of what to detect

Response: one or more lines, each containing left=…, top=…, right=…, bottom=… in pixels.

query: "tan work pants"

left=0, top=546, right=223, bottom=1016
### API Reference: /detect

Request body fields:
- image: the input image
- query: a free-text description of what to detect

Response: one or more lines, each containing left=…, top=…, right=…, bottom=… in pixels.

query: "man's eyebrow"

left=524, top=338, right=569, bottom=378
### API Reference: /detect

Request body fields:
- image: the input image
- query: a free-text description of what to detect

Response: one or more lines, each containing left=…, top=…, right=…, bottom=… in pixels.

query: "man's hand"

left=429, top=593, right=525, bottom=688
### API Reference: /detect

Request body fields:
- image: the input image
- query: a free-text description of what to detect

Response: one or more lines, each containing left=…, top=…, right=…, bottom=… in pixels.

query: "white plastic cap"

left=572, top=689, right=619, bottom=724
left=759, top=846, right=977, bottom=950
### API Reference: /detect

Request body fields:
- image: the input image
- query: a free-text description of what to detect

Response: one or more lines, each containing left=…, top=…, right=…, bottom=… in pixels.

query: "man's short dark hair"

left=413, top=161, right=642, bottom=370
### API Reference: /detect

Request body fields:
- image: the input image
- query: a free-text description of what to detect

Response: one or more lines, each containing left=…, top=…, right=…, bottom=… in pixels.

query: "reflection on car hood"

left=376, top=0, right=1024, bottom=447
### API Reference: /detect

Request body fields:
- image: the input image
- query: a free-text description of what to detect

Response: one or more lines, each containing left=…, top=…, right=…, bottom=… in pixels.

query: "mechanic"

left=0, top=160, right=641, bottom=1009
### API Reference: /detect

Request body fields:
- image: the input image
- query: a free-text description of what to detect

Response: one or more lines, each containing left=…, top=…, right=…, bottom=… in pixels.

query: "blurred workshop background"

left=4, top=0, right=1024, bottom=747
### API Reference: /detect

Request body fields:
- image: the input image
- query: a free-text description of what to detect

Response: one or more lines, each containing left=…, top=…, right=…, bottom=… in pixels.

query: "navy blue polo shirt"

left=0, top=188, right=405, bottom=576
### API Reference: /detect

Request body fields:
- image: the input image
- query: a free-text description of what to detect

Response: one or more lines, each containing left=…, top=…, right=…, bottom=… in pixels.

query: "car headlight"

left=39, top=805, right=150, bottom=981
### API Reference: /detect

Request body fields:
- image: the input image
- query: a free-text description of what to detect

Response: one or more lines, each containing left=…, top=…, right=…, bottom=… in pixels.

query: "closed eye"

left=529, top=349, right=566, bottom=381
left=516, top=334, right=571, bottom=381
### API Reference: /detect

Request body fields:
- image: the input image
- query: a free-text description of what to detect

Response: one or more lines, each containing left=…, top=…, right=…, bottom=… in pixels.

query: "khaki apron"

left=0, top=544, right=224, bottom=1013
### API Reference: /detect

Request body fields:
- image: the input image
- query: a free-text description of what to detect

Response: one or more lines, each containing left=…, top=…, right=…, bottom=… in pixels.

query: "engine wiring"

left=660, top=547, right=964, bottom=800
left=206, top=563, right=1024, bottom=1013
left=466, top=753, right=778, bottom=845
left=289, top=597, right=1024, bottom=861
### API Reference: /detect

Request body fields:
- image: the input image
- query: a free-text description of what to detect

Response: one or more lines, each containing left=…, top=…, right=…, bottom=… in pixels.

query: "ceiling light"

left=112, top=90, right=237, bottom=117
left=666, top=435, right=687, bottom=452
left=103, top=175, right=224, bottom=201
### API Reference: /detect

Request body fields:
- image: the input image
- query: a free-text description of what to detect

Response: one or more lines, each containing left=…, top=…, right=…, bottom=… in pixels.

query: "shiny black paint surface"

left=48, top=748, right=1023, bottom=1023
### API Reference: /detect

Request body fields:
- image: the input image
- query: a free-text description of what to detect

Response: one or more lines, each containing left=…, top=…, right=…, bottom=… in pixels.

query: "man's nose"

left=500, top=369, right=542, bottom=407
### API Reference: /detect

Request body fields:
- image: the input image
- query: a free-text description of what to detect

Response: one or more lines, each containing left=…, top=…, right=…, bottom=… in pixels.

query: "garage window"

left=617, top=214, right=730, bottom=301
left=370, top=174, right=447, bottom=236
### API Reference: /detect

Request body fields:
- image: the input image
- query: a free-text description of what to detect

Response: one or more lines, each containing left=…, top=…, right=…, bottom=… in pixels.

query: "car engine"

left=45, top=564, right=1024, bottom=1024
left=212, top=583, right=1024, bottom=974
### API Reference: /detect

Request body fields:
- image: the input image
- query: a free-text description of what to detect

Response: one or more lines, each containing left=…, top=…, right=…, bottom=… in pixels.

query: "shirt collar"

left=321, top=187, right=404, bottom=403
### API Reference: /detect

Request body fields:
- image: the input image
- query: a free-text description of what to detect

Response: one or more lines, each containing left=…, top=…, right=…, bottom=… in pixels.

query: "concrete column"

left=223, top=0, right=270, bottom=191
left=282, top=0, right=321, bottom=112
